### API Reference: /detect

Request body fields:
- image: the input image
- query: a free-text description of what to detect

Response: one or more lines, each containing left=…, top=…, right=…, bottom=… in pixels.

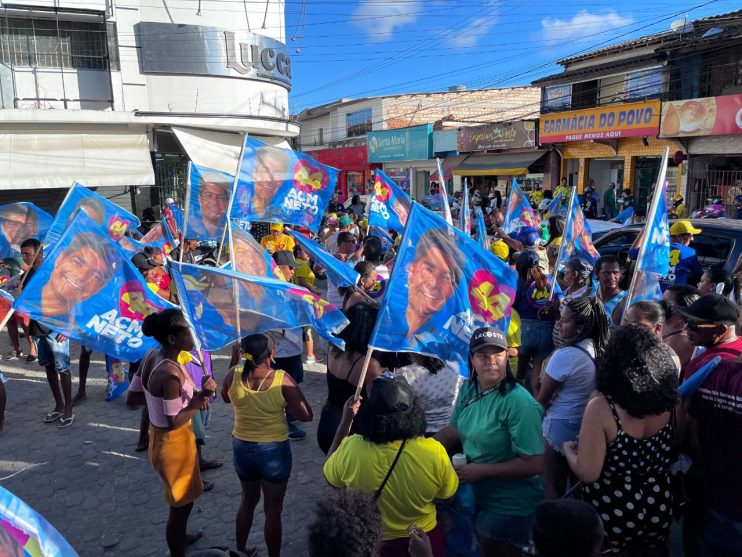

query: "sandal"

left=202, top=481, right=215, bottom=492
left=58, top=415, right=75, bottom=428
left=200, top=459, right=223, bottom=471
left=185, top=530, right=203, bottom=545
left=43, top=411, right=62, bottom=423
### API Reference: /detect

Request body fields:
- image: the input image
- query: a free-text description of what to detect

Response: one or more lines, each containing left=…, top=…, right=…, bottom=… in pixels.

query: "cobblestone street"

left=0, top=336, right=331, bottom=556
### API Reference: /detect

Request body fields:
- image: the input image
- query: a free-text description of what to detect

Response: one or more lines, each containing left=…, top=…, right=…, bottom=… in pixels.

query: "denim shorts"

left=519, top=319, right=554, bottom=358
left=232, top=437, right=292, bottom=483
left=476, top=510, right=534, bottom=549
left=542, top=415, right=582, bottom=455
left=35, top=335, right=70, bottom=374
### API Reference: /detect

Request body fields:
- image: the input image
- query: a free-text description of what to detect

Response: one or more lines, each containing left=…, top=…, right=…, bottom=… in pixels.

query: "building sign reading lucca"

left=539, top=100, right=660, bottom=143
left=457, top=121, right=536, bottom=152
left=139, top=22, right=291, bottom=89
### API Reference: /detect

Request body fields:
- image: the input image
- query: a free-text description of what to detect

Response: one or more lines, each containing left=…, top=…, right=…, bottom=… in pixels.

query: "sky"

left=285, top=0, right=740, bottom=113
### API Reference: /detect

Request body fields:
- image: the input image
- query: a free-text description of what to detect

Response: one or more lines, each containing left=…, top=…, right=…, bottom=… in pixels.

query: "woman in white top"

left=538, top=296, right=610, bottom=499
left=395, top=354, right=462, bottom=435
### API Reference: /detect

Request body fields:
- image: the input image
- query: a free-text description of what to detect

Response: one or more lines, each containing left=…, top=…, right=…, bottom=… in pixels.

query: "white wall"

left=12, top=68, right=113, bottom=110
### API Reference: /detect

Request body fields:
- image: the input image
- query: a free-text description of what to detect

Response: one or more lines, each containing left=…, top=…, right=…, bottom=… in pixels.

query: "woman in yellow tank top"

left=220, top=333, right=312, bottom=557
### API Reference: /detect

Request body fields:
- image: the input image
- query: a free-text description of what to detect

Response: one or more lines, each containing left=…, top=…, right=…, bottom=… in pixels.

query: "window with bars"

left=0, top=17, right=117, bottom=71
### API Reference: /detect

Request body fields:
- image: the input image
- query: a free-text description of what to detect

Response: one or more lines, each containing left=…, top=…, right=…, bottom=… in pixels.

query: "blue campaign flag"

left=0, top=485, right=79, bottom=556
left=0, top=203, right=53, bottom=259
left=186, top=163, right=233, bottom=241
left=562, top=192, right=600, bottom=264
left=503, top=179, right=538, bottom=234
left=475, top=208, right=489, bottom=250
left=459, top=182, right=471, bottom=235
left=45, top=183, right=140, bottom=245
left=166, top=201, right=184, bottom=232
left=436, top=158, right=453, bottom=226
left=546, top=191, right=568, bottom=218
left=170, top=262, right=348, bottom=351
left=369, top=204, right=517, bottom=377
left=288, top=229, right=359, bottom=288
left=368, top=169, right=413, bottom=233
left=13, top=211, right=176, bottom=361
left=119, top=234, right=169, bottom=258
left=232, top=136, right=339, bottom=232
left=369, top=225, right=395, bottom=253
left=630, top=270, right=664, bottom=304
left=638, top=181, right=670, bottom=277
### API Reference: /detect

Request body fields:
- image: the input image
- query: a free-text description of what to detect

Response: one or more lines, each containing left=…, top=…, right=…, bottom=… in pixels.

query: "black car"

left=594, top=219, right=742, bottom=273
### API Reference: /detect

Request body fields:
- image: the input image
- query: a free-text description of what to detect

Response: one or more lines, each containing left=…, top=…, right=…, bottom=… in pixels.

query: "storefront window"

left=347, top=171, right=364, bottom=197
left=346, top=108, right=372, bottom=138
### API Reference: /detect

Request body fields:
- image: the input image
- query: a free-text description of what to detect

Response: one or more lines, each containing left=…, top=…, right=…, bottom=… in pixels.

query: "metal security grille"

left=687, top=168, right=742, bottom=214
left=0, top=17, right=114, bottom=71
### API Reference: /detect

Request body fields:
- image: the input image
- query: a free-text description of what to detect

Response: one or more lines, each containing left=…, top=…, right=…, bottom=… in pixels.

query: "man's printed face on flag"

left=198, top=180, right=229, bottom=229
left=44, top=236, right=113, bottom=317
left=0, top=210, right=28, bottom=246
left=408, top=245, right=457, bottom=319
left=252, top=147, right=290, bottom=212
left=233, top=234, right=267, bottom=277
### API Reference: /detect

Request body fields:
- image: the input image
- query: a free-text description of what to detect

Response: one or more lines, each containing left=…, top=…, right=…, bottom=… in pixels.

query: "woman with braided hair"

left=537, top=296, right=610, bottom=499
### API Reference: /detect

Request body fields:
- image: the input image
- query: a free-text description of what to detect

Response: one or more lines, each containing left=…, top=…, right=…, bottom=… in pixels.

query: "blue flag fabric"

left=167, top=202, right=184, bottom=232
left=630, top=271, right=664, bottom=304
left=170, top=262, right=348, bottom=352
left=369, top=204, right=517, bottom=377
left=638, top=182, right=670, bottom=277
left=45, top=183, right=140, bottom=246
left=0, top=203, right=53, bottom=259
left=368, top=169, right=412, bottom=233
left=186, top=163, right=233, bottom=241
left=119, top=234, right=170, bottom=259
left=232, top=137, right=339, bottom=232
left=288, top=230, right=359, bottom=288
left=459, top=183, right=471, bottom=235
left=369, top=226, right=395, bottom=253
left=562, top=193, right=600, bottom=265
left=13, top=211, right=176, bottom=361
left=546, top=191, right=568, bottom=218
left=230, top=223, right=283, bottom=280
left=105, top=355, right=130, bottom=402
left=503, top=179, right=537, bottom=235
left=0, top=486, right=79, bottom=556
left=475, top=208, right=489, bottom=250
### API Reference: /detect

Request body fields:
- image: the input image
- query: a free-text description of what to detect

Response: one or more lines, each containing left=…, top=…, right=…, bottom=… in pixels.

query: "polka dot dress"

left=581, top=398, right=674, bottom=554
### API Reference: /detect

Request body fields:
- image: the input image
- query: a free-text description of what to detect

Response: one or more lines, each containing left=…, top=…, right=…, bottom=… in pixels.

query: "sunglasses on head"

left=683, top=320, right=719, bottom=331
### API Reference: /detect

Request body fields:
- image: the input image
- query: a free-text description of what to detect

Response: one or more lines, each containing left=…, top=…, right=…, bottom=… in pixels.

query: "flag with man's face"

left=369, top=204, right=517, bottom=377
left=186, top=163, right=233, bottom=241
left=227, top=223, right=283, bottom=280
left=13, top=211, right=176, bottom=361
left=0, top=203, right=53, bottom=258
left=232, top=136, right=339, bottom=232
left=45, top=183, right=141, bottom=245
left=288, top=230, right=359, bottom=288
left=170, top=262, right=348, bottom=352
left=0, top=486, right=78, bottom=557
left=562, top=193, right=600, bottom=264
left=546, top=191, right=568, bottom=218
left=368, top=169, right=412, bottom=233
left=502, top=179, right=537, bottom=235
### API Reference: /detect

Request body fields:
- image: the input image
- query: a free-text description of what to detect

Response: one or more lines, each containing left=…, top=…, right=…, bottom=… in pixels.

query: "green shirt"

left=451, top=381, right=544, bottom=516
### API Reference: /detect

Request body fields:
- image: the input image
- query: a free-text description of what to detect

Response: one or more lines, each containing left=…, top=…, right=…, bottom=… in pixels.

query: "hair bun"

left=141, top=312, right=159, bottom=337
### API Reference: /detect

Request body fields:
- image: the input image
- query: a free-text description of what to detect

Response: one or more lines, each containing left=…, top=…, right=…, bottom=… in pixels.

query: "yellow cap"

left=670, top=220, right=701, bottom=236
left=489, top=240, right=509, bottom=261
left=269, top=222, right=284, bottom=232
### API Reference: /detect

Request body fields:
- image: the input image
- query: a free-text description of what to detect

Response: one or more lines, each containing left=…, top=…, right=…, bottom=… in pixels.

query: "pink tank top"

left=130, top=350, right=195, bottom=429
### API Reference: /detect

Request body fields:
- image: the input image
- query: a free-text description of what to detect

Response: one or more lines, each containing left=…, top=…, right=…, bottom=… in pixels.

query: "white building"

left=0, top=0, right=297, bottom=215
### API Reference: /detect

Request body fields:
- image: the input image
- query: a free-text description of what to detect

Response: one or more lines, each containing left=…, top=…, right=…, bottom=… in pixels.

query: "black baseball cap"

left=272, top=250, right=296, bottom=268
left=368, top=375, right=414, bottom=415
left=470, top=327, right=508, bottom=353
left=677, top=293, right=740, bottom=325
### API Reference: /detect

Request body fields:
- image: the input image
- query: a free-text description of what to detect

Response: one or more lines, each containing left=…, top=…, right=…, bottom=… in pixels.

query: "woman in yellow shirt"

left=221, top=333, right=313, bottom=557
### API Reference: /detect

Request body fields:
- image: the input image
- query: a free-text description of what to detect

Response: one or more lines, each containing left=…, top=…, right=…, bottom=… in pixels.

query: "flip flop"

left=200, top=459, right=223, bottom=471
left=43, top=411, right=62, bottom=423
left=202, top=481, right=215, bottom=492
left=58, top=415, right=75, bottom=428
left=185, top=530, right=203, bottom=545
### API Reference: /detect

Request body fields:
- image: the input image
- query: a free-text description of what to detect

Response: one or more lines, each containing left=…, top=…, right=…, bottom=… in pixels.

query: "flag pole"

left=353, top=346, right=375, bottom=401
left=179, top=163, right=193, bottom=265
left=549, top=186, right=577, bottom=301
left=621, top=147, right=670, bottom=324
left=216, top=133, right=248, bottom=265
left=170, top=262, right=208, bottom=374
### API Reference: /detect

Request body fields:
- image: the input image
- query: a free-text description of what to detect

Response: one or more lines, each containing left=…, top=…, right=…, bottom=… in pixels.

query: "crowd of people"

left=1, top=182, right=741, bottom=557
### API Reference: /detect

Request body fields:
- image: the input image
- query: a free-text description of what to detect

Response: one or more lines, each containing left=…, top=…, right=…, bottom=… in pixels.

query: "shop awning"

left=0, top=128, right=155, bottom=190
left=429, top=155, right=467, bottom=181
left=452, top=151, right=546, bottom=176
